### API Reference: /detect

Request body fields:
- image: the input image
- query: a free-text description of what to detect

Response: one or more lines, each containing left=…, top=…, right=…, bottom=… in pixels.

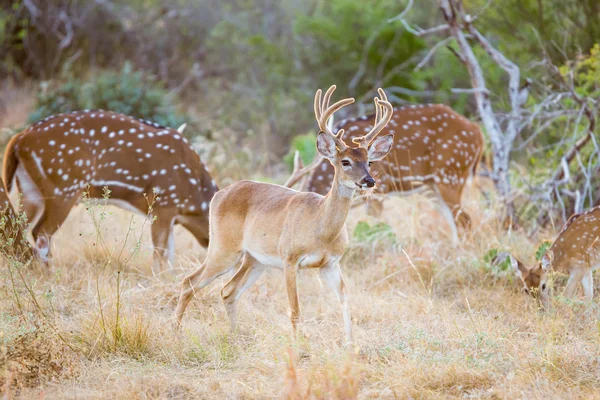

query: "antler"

left=352, top=88, right=394, bottom=148
left=284, top=151, right=324, bottom=189
left=314, top=85, right=355, bottom=151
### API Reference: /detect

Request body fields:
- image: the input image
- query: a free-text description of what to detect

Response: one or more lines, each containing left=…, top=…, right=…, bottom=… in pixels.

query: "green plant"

left=353, top=221, right=397, bottom=245
left=483, top=248, right=511, bottom=274
left=28, top=62, right=186, bottom=128
left=284, top=133, right=317, bottom=170
left=535, top=241, right=552, bottom=261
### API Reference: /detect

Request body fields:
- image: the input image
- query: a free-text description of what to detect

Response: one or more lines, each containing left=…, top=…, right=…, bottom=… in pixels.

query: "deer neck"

left=318, top=169, right=355, bottom=239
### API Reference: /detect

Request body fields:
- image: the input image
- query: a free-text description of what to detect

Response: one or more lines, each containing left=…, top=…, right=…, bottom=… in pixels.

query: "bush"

left=28, top=62, right=186, bottom=128
left=284, top=133, right=317, bottom=171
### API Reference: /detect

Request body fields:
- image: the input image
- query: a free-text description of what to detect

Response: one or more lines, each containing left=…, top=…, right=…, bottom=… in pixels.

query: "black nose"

left=364, top=176, right=376, bottom=188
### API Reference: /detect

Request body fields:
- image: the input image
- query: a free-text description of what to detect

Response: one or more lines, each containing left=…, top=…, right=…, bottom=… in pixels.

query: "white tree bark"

left=439, top=0, right=525, bottom=220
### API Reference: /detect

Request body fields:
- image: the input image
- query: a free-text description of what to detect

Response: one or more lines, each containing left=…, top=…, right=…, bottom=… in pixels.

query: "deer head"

left=497, top=252, right=551, bottom=308
left=314, top=86, right=394, bottom=192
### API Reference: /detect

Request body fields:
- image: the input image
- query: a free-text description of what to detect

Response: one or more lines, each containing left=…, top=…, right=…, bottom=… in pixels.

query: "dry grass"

left=1, top=184, right=599, bottom=399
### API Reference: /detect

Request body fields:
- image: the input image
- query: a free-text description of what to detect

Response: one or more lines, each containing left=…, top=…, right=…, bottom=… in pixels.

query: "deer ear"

left=368, top=134, right=394, bottom=161
left=541, top=250, right=553, bottom=271
left=316, top=132, right=338, bottom=160
left=509, top=255, right=529, bottom=281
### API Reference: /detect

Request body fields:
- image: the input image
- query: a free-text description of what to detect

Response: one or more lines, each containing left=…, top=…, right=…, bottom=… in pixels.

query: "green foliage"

left=560, top=43, right=600, bottom=99
left=353, top=221, right=397, bottom=245
left=29, top=63, right=185, bottom=128
left=0, top=1, right=29, bottom=78
left=295, top=0, right=427, bottom=96
left=284, top=133, right=317, bottom=170
left=482, top=248, right=511, bottom=274
left=535, top=241, right=552, bottom=261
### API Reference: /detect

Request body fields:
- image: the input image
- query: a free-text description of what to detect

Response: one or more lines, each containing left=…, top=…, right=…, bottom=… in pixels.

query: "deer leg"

left=175, top=250, right=242, bottom=328
left=15, top=176, right=44, bottom=243
left=151, top=212, right=176, bottom=274
left=564, top=268, right=586, bottom=299
left=284, top=262, right=301, bottom=338
left=432, top=186, right=459, bottom=244
left=220, top=253, right=265, bottom=332
left=319, top=261, right=353, bottom=345
left=581, top=270, right=594, bottom=302
left=434, top=184, right=471, bottom=243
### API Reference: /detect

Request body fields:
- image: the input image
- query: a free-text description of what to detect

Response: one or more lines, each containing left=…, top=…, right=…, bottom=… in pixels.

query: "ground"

left=2, top=182, right=600, bottom=399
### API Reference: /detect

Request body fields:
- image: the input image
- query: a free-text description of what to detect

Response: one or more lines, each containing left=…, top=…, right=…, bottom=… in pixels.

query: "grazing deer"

left=175, top=86, right=394, bottom=343
left=0, top=178, right=31, bottom=261
left=3, top=111, right=218, bottom=271
left=497, top=205, right=600, bottom=308
left=303, top=103, right=484, bottom=240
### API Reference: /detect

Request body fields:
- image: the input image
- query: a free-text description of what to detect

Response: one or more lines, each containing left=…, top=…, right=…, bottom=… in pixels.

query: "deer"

left=495, top=205, right=600, bottom=309
left=0, top=178, right=31, bottom=261
left=299, top=101, right=484, bottom=241
left=175, top=86, right=395, bottom=344
left=3, top=110, right=218, bottom=272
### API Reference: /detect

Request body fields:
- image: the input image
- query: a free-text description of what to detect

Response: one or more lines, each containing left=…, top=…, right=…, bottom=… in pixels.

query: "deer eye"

left=541, top=283, right=546, bottom=291
left=523, top=287, right=530, bottom=295
left=341, top=160, right=351, bottom=167
left=368, top=161, right=373, bottom=166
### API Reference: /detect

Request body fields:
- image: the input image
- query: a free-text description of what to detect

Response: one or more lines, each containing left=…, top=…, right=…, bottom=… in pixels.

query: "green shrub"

left=482, top=248, right=511, bottom=274
left=28, top=63, right=185, bottom=128
left=284, top=133, right=317, bottom=171
left=353, top=221, right=397, bottom=245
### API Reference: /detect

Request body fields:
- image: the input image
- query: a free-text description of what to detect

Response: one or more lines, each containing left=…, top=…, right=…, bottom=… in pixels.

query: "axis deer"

left=3, top=111, right=218, bottom=271
left=497, top=205, right=600, bottom=308
left=0, top=178, right=31, bottom=261
left=303, top=103, right=484, bottom=241
left=175, top=86, right=394, bottom=343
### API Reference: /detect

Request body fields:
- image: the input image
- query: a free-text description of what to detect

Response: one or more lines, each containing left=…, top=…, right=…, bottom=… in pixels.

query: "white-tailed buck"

left=3, top=111, right=218, bottom=270
left=497, top=205, right=600, bottom=308
left=303, top=103, right=484, bottom=240
left=175, top=86, right=395, bottom=343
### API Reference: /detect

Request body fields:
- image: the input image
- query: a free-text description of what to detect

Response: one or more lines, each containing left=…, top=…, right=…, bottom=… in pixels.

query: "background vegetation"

left=1, top=0, right=599, bottom=397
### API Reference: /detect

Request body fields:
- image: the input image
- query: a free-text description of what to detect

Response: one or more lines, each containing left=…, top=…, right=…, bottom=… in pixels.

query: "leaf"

left=535, top=241, right=552, bottom=261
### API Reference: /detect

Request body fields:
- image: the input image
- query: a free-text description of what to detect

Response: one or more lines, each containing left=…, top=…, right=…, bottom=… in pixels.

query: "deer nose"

left=363, top=176, right=376, bottom=188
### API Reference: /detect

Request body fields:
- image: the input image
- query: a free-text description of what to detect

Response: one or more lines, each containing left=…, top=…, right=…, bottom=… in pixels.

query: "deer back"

left=7, top=111, right=217, bottom=216
left=549, top=205, right=600, bottom=271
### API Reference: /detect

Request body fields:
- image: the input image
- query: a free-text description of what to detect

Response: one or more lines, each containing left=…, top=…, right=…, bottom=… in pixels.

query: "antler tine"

left=284, top=151, right=324, bottom=188
left=377, top=87, right=388, bottom=103
left=321, top=85, right=336, bottom=115
left=319, top=98, right=355, bottom=133
left=352, top=88, right=394, bottom=148
left=314, top=88, right=323, bottom=123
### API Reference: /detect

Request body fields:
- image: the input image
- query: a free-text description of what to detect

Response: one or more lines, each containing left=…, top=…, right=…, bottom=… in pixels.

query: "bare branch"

left=388, top=0, right=449, bottom=36
left=414, top=37, right=453, bottom=71
left=450, top=87, right=491, bottom=95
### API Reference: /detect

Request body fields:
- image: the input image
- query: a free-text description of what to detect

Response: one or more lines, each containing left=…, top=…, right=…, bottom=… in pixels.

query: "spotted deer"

left=0, top=179, right=31, bottom=261
left=497, top=205, right=600, bottom=308
left=3, top=111, right=218, bottom=271
left=304, top=102, right=484, bottom=240
left=175, top=86, right=395, bottom=343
